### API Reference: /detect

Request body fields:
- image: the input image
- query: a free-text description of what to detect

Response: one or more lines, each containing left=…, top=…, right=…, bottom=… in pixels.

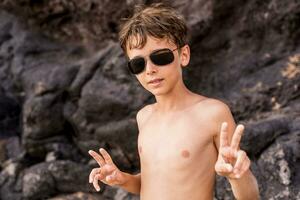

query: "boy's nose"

left=145, top=60, right=158, bottom=75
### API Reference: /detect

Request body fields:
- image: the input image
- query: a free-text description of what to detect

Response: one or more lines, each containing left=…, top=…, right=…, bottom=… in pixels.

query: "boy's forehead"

left=126, top=35, right=175, bottom=57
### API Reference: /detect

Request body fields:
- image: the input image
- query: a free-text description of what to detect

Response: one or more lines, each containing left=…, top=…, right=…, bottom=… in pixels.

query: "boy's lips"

left=148, top=78, right=164, bottom=84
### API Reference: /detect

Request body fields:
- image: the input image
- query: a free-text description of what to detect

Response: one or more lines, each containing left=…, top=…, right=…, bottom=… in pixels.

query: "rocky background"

left=0, top=0, right=299, bottom=199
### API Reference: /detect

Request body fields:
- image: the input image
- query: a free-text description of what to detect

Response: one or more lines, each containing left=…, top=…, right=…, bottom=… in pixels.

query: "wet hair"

left=118, top=3, right=188, bottom=54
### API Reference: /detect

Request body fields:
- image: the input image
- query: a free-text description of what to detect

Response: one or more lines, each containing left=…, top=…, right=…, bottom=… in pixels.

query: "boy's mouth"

left=148, top=78, right=164, bottom=84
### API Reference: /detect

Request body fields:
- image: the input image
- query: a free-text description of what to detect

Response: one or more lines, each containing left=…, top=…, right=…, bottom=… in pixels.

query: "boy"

left=88, top=3, right=259, bottom=200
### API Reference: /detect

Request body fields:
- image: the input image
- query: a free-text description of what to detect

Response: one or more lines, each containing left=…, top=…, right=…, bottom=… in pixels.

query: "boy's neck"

left=153, top=81, right=199, bottom=114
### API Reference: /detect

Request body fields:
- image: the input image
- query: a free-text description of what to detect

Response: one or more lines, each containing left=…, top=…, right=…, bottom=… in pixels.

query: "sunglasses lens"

left=127, top=49, right=176, bottom=74
left=150, top=49, right=174, bottom=66
left=128, top=57, right=145, bottom=74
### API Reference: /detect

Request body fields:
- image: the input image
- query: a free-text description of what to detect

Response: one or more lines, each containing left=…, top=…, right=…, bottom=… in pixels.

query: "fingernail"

left=96, top=188, right=100, bottom=192
left=234, top=151, right=238, bottom=158
left=227, top=165, right=233, bottom=171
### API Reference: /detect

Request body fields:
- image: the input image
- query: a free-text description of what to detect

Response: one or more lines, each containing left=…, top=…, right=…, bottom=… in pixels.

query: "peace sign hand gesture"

left=88, top=148, right=127, bottom=191
left=215, top=122, right=251, bottom=179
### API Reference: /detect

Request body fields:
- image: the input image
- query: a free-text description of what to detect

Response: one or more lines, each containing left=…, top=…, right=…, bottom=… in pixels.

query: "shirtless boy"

left=88, top=3, right=259, bottom=200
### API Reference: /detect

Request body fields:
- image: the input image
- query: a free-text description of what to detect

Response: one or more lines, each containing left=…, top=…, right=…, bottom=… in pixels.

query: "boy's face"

left=126, top=36, right=190, bottom=96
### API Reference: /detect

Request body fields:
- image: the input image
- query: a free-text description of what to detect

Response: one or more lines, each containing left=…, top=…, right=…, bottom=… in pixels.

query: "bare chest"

left=137, top=114, right=214, bottom=170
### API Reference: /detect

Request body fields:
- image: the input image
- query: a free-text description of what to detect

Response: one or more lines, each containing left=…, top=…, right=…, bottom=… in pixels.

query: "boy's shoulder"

left=192, top=97, right=232, bottom=124
left=193, top=97, right=232, bottom=119
left=136, top=97, right=232, bottom=122
left=135, top=96, right=233, bottom=131
left=136, top=104, right=154, bottom=128
left=193, top=97, right=234, bottom=134
left=195, top=97, right=231, bottom=112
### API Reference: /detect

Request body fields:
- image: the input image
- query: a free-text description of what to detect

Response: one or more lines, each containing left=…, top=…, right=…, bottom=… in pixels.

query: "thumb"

left=107, top=170, right=126, bottom=186
left=215, top=163, right=233, bottom=176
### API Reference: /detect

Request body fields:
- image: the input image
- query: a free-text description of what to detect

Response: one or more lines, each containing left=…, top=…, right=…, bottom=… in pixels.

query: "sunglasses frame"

left=127, top=47, right=180, bottom=75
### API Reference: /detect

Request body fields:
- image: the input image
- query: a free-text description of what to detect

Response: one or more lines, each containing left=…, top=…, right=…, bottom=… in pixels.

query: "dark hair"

left=118, top=3, right=188, bottom=54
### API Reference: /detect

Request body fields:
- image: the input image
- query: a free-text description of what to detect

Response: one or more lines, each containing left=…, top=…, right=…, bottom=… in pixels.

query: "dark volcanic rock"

left=0, top=159, right=25, bottom=200
left=0, top=92, right=21, bottom=139
left=48, top=192, right=106, bottom=200
left=240, top=115, right=291, bottom=158
left=0, top=0, right=299, bottom=199
left=22, top=160, right=93, bottom=200
left=256, top=130, right=300, bottom=199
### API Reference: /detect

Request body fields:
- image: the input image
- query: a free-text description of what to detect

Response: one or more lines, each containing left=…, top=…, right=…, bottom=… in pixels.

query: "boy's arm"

left=118, top=172, right=141, bottom=194
left=212, top=101, right=259, bottom=200
left=88, top=149, right=141, bottom=194
left=88, top=106, right=149, bottom=194
left=117, top=105, right=151, bottom=194
left=227, top=170, right=259, bottom=200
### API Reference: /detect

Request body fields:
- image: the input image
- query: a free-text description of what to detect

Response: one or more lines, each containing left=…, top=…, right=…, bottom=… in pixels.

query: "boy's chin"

left=148, top=88, right=169, bottom=96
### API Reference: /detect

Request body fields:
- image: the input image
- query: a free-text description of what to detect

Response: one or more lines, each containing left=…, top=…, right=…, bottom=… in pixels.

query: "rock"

left=45, top=151, right=58, bottom=162
left=0, top=94, right=21, bottom=139
left=22, top=160, right=93, bottom=200
left=0, top=160, right=23, bottom=200
left=0, top=140, right=6, bottom=164
left=102, top=186, right=139, bottom=200
left=240, top=115, right=290, bottom=158
left=0, top=0, right=299, bottom=199
left=257, top=129, right=300, bottom=199
left=23, top=169, right=56, bottom=200
left=0, top=136, right=22, bottom=166
left=114, top=188, right=140, bottom=200
left=48, top=192, right=105, bottom=200
left=0, top=0, right=136, bottom=50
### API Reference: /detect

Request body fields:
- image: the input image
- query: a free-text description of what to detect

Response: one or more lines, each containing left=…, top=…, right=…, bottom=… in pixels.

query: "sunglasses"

left=127, top=48, right=179, bottom=75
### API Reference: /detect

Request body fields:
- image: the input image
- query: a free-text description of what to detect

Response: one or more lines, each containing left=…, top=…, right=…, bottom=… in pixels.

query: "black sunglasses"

left=127, top=48, right=179, bottom=75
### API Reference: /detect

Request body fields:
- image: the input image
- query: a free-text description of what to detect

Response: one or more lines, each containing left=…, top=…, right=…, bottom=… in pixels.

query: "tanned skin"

left=88, top=36, right=259, bottom=200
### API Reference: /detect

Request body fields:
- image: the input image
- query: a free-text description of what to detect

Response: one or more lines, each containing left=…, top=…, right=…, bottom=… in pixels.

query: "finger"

left=230, top=124, right=244, bottom=151
left=99, top=148, right=114, bottom=165
left=220, top=146, right=235, bottom=162
left=93, top=174, right=101, bottom=192
left=233, top=151, right=246, bottom=174
left=99, top=165, right=111, bottom=177
left=89, top=150, right=105, bottom=166
left=215, top=163, right=233, bottom=175
left=89, top=168, right=101, bottom=183
left=235, top=157, right=250, bottom=178
left=220, top=122, right=229, bottom=148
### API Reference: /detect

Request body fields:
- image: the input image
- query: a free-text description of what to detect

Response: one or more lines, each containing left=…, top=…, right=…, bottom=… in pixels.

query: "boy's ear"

left=180, top=44, right=190, bottom=67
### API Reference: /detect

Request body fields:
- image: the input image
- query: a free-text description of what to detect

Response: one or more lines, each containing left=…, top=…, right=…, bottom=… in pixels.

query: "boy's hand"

left=88, top=148, right=127, bottom=191
left=215, top=122, right=251, bottom=179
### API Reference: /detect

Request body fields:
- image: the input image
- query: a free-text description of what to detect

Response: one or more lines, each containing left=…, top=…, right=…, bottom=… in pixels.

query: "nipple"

left=138, top=146, right=142, bottom=154
left=181, top=150, right=190, bottom=158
